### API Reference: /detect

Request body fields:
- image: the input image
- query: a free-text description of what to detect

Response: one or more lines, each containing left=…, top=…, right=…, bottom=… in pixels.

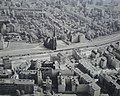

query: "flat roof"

left=82, top=74, right=93, bottom=83
left=0, top=79, right=34, bottom=85
left=20, top=70, right=37, bottom=75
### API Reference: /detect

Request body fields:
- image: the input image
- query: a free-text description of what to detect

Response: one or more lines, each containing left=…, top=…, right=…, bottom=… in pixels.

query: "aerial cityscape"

left=0, top=0, right=120, bottom=96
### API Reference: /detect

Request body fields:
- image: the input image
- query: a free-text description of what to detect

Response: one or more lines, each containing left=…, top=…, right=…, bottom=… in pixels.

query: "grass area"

left=5, top=42, right=39, bottom=51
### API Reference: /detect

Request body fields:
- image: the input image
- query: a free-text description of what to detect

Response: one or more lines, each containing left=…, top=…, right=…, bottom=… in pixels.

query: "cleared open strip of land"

left=0, top=33, right=120, bottom=58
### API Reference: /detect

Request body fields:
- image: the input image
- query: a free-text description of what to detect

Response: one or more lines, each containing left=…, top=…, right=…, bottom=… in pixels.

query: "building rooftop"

left=0, top=79, right=35, bottom=85
left=100, top=94, right=109, bottom=96
left=89, top=83, right=101, bottom=91
left=79, top=59, right=99, bottom=74
left=82, top=74, right=93, bottom=83
left=101, top=73, right=120, bottom=89
left=19, top=70, right=37, bottom=75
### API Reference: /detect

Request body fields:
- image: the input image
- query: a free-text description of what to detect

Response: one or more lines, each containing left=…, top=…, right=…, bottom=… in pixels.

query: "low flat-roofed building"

left=16, top=61, right=31, bottom=71
left=112, top=42, right=120, bottom=50
left=57, top=53, right=66, bottom=65
left=97, top=48, right=106, bottom=56
left=72, top=49, right=83, bottom=60
left=91, top=50, right=100, bottom=58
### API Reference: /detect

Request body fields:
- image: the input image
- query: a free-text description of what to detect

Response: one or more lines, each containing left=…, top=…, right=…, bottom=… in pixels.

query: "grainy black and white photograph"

left=0, top=0, right=120, bottom=96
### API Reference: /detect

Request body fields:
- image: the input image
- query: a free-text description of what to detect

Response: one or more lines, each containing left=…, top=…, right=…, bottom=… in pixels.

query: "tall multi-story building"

left=57, top=72, right=101, bottom=96
left=0, top=79, right=35, bottom=95
left=19, top=70, right=42, bottom=85
left=99, top=73, right=120, bottom=96
left=69, top=33, right=85, bottom=43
